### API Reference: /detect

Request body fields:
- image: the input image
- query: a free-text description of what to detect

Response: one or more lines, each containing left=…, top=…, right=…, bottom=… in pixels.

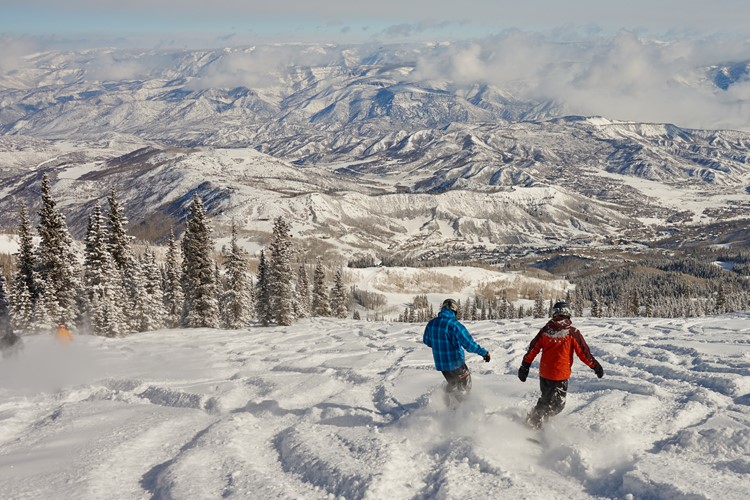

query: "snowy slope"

left=1, top=315, right=749, bottom=499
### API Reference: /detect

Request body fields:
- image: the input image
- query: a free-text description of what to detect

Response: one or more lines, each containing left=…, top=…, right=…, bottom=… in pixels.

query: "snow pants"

left=441, top=363, right=472, bottom=405
left=528, top=377, right=568, bottom=428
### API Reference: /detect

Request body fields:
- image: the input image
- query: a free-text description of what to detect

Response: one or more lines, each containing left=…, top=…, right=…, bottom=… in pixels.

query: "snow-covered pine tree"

left=255, top=250, right=273, bottom=326
left=14, top=205, right=36, bottom=303
left=139, top=248, right=166, bottom=331
left=163, top=228, right=184, bottom=328
left=573, top=289, right=584, bottom=317
left=593, top=294, right=603, bottom=317
left=83, top=202, right=128, bottom=337
left=533, top=289, right=545, bottom=318
left=107, top=189, right=133, bottom=271
left=715, top=283, right=726, bottom=314
left=105, top=189, right=143, bottom=333
left=35, top=174, right=81, bottom=326
left=295, top=263, right=311, bottom=319
left=30, top=276, right=57, bottom=333
left=268, top=216, right=295, bottom=326
left=462, top=298, right=472, bottom=321
left=311, top=257, right=331, bottom=317
left=329, top=268, right=348, bottom=319
left=629, top=289, right=641, bottom=317
left=11, top=205, right=35, bottom=331
left=220, top=221, right=252, bottom=329
left=181, top=194, right=219, bottom=328
left=10, top=285, right=32, bottom=332
left=0, top=274, right=11, bottom=336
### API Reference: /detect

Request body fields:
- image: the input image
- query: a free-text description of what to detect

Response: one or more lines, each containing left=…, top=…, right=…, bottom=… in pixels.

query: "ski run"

left=1, top=314, right=749, bottom=499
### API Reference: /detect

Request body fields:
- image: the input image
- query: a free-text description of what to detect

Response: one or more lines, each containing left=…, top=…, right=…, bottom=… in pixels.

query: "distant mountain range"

left=1, top=44, right=749, bottom=262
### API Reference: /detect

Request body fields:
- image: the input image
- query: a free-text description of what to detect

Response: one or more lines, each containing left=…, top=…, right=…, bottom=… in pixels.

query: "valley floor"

left=1, top=315, right=749, bottom=499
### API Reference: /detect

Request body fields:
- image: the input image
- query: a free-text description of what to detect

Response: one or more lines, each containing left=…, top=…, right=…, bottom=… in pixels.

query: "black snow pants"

left=441, top=363, right=472, bottom=405
left=528, top=377, right=568, bottom=428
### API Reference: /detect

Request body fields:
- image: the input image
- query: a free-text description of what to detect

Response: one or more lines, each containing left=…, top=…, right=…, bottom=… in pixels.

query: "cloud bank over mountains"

left=1, top=9, right=749, bottom=131
left=20, top=33, right=746, bottom=131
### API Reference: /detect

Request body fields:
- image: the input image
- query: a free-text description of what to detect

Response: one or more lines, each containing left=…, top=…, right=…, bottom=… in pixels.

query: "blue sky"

left=2, top=0, right=750, bottom=48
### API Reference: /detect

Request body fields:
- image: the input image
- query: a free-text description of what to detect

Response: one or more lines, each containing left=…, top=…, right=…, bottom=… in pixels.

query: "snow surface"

left=2, top=315, right=750, bottom=499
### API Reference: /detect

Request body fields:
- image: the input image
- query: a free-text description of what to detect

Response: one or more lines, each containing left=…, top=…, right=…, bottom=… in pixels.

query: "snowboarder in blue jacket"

left=423, top=298, right=491, bottom=405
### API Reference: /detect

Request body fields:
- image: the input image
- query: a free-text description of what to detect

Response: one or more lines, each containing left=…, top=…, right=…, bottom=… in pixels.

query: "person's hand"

left=593, top=361, right=604, bottom=379
left=483, top=353, right=491, bottom=363
left=518, top=362, right=530, bottom=382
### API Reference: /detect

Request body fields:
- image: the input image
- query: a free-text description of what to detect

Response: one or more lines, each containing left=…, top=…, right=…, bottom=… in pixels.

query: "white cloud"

left=0, top=36, right=40, bottom=74
left=409, top=32, right=750, bottom=129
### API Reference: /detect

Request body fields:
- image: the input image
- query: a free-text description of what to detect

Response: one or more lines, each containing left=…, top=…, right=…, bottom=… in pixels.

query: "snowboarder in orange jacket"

left=55, top=323, right=73, bottom=343
left=518, top=301, right=603, bottom=429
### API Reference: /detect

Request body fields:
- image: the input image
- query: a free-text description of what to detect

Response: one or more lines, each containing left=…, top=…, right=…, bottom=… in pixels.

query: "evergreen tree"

left=715, top=283, right=726, bottom=314
left=10, top=285, right=32, bottom=332
left=573, top=288, right=584, bottom=317
left=591, top=296, right=601, bottom=318
left=11, top=205, right=35, bottom=330
left=30, top=278, right=56, bottom=333
left=107, top=189, right=133, bottom=271
left=330, top=268, right=349, bottom=319
left=533, top=289, right=545, bottom=318
left=255, top=250, right=273, bottom=326
left=35, top=174, right=81, bottom=326
left=268, top=216, right=295, bottom=326
left=83, top=202, right=128, bottom=337
left=139, top=248, right=166, bottom=332
left=646, top=289, right=654, bottom=318
left=295, top=263, right=311, bottom=318
left=106, top=189, right=143, bottom=333
left=462, top=298, right=472, bottom=321
left=163, top=228, right=184, bottom=328
left=220, top=221, right=252, bottom=329
left=0, top=274, right=11, bottom=336
left=311, top=257, right=331, bottom=317
left=629, top=290, right=641, bottom=317
left=181, top=194, right=219, bottom=328
left=14, top=205, right=37, bottom=303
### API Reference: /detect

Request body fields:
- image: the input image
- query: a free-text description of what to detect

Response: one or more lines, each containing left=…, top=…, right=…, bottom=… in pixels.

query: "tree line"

left=0, top=175, right=350, bottom=337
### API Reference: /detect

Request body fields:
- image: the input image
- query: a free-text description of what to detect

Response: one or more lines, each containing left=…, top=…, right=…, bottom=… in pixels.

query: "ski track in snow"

left=1, top=316, right=750, bottom=499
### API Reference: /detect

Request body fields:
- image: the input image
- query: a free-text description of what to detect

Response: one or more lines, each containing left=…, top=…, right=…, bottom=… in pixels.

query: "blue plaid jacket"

left=423, top=308, right=487, bottom=371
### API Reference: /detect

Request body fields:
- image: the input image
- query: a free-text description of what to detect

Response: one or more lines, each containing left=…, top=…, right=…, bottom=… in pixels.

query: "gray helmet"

left=441, top=298, right=459, bottom=313
left=552, top=301, right=572, bottom=318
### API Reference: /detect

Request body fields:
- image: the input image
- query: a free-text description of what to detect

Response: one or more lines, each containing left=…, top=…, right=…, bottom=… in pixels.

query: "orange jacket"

left=55, top=325, right=73, bottom=342
left=522, top=317, right=598, bottom=381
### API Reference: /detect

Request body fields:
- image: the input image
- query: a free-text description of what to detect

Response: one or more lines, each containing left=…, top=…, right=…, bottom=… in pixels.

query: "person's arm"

left=522, top=330, right=544, bottom=365
left=518, top=330, right=544, bottom=381
left=454, top=323, right=487, bottom=356
left=571, top=328, right=604, bottom=377
left=422, top=325, right=432, bottom=347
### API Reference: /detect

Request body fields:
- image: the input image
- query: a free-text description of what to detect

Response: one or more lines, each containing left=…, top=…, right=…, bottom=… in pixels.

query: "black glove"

left=593, top=361, right=604, bottom=379
left=518, top=362, right=530, bottom=382
left=483, top=353, right=491, bottom=363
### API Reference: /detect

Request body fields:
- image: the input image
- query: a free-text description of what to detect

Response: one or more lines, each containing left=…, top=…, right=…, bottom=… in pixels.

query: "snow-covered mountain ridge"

left=1, top=44, right=750, bottom=259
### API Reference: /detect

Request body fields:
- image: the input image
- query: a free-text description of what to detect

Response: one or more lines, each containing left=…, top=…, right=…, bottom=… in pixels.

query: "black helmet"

left=441, top=298, right=459, bottom=313
left=551, top=301, right=572, bottom=318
